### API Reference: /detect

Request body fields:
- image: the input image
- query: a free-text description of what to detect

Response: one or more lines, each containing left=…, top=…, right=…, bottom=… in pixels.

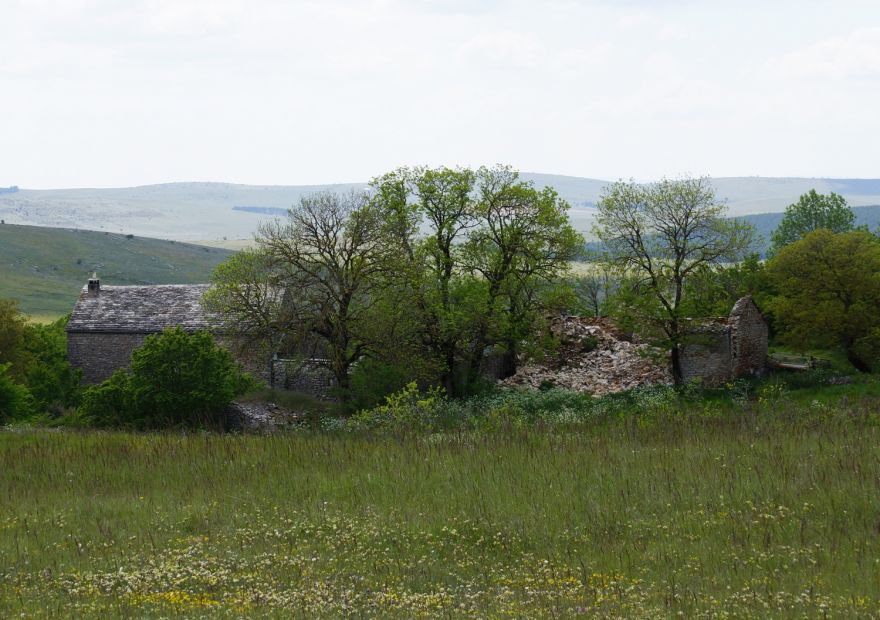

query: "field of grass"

left=0, top=224, right=232, bottom=317
left=2, top=384, right=879, bottom=617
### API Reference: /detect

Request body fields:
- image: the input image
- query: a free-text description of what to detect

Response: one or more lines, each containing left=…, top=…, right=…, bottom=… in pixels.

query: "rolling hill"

left=5, top=175, right=879, bottom=242
left=0, top=224, right=232, bottom=318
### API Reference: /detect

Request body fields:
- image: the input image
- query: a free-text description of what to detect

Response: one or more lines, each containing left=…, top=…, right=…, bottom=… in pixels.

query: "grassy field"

left=2, top=389, right=879, bottom=617
left=0, top=224, right=232, bottom=317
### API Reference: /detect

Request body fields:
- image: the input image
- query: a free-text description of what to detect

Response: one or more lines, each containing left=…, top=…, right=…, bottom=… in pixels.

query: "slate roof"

left=67, top=284, right=213, bottom=333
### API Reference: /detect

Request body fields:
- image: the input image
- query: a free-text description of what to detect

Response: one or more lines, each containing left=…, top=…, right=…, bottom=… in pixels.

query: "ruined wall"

left=679, top=328, right=732, bottom=385
left=271, top=359, right=338, bottom=400
left=729, top=300, right=768, bottom=378
left=68, top=332, right=148, bottom=384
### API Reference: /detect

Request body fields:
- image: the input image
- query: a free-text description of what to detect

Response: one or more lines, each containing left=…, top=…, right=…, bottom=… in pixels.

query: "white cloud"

left=771, top=27, right=880, bottom=79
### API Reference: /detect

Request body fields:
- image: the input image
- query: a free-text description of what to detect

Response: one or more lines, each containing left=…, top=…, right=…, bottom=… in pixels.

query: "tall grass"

left=2, top=388, right=880, bottom=617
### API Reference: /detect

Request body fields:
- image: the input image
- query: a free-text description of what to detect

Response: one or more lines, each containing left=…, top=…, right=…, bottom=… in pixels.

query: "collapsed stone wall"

left=501, top=317, right=671, bottom=397
left=270, top=359, right=338, bottom=400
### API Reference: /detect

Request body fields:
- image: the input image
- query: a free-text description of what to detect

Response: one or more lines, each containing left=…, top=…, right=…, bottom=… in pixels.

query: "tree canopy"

left=593, top=176, right=755, bottom=382
left=768, top=229, right=880, bottom=372
left=769, top=190, right=855, bottom=255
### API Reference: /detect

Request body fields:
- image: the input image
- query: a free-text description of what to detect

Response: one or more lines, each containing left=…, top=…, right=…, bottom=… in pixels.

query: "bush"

left=0, top=363, right=32, bottom=423
left=80, top=328, right=257, bottom=429
left=20, top=318, right=81, bottom=412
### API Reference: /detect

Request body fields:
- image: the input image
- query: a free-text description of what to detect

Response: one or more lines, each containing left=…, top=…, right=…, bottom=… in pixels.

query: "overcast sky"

left=3, top=0, right=880, bottom=188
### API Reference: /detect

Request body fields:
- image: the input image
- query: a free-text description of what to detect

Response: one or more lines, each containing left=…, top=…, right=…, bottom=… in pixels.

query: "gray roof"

left=67, top=284, right=213, bottom=333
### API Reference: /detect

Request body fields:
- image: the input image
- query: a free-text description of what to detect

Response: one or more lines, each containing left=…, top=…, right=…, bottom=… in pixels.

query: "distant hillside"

left=0, top=224, right=232, bottom=317
left=738, top=205, right=880, bottom=256
left=3, top=175, right=880, bottom=242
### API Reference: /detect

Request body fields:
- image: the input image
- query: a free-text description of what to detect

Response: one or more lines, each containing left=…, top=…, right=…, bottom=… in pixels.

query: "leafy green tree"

left=769, top=190, right=855, bottom=255
left=0, top=363, right=32, bottom=423
left=682, top=253, right=774, bottom=319
left=371, top=166, right=480, bottom=393
left=768, top=229, right=880, bottom=372
left=594, top=177, right=755, bottom=383
left=20, top=317, right=81, bottom=412
left=0, top=299, right=27, bottom=377
left=80, top=328, right=255, bottom=428
left=462, top=166, right=582, bottom=384
left=372, top=166, right=581, bottom=395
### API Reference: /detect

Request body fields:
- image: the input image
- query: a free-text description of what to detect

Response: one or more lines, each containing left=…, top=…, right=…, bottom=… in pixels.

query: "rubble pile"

left=502, top=316, right=672, bottom=397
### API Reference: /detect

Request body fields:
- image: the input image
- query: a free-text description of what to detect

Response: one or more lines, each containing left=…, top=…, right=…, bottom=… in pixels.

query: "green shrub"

left=21, top=318, right=81, bottom=412
left=346, top=382, right=446, bottom=432
left=80, top=328, right=257, bottom=429
left=342, top=358, right=412, bottom=413
left=0, top=363, right=33, bottom=423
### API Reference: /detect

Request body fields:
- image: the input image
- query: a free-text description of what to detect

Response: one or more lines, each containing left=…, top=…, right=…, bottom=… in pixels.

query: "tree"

left=0, top=363, right=32, bottom=423
left=80, top=327, right=254, bottom=428
left=0, top=299, right=27, bottom=376
left=249, top=191, right=393, bottom=395
left=572, top=252, right=617, bottom=317
left=769, top=190, right=855, bottom=255
left=768, top=229, right=880, bottom=372
left=462, top=166, right=581, bottom=384
left=593, top=177, right=755, bottom=383
left=371, top=166, right=581, bottom=395
left=371, top=166, right=479, bottom=394
left=204, top=249, right=290, bottom=384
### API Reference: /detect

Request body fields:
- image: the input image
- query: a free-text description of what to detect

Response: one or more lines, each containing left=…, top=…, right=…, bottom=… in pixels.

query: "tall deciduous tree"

left=768, top=229, right=880, bottom=372
left=594, top=177, right=754, bottom=383
left=210, top=191, right=395, bottom=396
left=372, top=166, right=581, bottom=395
left=769, top=190, right=855, bottom=255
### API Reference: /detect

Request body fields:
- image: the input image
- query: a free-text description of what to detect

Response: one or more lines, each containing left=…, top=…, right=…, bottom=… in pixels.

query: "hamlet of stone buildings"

left=67, top=275, right=769, bottom=398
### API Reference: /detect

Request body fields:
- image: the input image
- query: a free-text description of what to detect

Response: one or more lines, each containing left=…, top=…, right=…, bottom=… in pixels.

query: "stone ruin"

left=501, top=316, right=672, bottom=397
left=502, top=296, right=768, bottom=396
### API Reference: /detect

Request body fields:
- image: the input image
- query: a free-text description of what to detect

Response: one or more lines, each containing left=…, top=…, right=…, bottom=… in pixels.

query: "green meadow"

left=2, top=382, right=879, bottom=618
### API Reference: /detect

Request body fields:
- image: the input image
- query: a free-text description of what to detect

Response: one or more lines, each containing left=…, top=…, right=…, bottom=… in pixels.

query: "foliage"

left=79, top=328, right=256, bottom=428
left=768, top=229, right=880, bottom=372
left=346, top=382, right=446, bottom=432
left=0, top=363, right=33, bottom=422
left=0, top=301, right=80, bottom=415
left=769, top=189, right=856, bottom=255
left=593, top=177, right=755, bottom=382
left=371, top=166, right=582, bottom=395
left=20, top=317, right=81, bottom=412
left=0, top=298, right=27, bottom=375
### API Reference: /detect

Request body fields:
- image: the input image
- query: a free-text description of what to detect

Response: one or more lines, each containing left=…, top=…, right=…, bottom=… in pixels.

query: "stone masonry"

left=679, top=296, right=768, bottom=384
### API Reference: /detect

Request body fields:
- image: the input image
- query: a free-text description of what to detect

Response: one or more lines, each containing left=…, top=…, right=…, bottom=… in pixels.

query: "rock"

left=500, top=316, right=672, bottom=397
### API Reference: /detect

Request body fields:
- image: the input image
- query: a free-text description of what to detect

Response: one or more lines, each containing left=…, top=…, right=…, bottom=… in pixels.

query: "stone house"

left=679, top=296, right=768, bottom=384
left=67, top=276, right=213, bottom=384
left=67, top=275, right=337, bottom=396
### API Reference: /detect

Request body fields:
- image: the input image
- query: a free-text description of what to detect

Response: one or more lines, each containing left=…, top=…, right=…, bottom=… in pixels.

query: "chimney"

left=87, top=273, right=100, bottom=298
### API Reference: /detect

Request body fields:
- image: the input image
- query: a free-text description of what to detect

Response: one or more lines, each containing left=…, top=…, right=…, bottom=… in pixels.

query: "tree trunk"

left=670, top=344, right=684, bottom=385
left=846, top=348, right=872, bottom=373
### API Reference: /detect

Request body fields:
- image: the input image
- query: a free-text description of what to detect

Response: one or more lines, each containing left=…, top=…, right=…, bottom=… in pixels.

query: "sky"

left=2, top=0, right=880, bottom=188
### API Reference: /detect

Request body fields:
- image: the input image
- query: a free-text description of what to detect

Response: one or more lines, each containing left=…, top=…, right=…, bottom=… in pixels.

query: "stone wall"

left=679, top=328, right=733, bottom=385
left=678, top=296, right=768, bottom=385
left=729, top=297, right=769, bottom=378
left=68, top=332, right=148, bottom=384
left=270, top=359, right=338, bottom=400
